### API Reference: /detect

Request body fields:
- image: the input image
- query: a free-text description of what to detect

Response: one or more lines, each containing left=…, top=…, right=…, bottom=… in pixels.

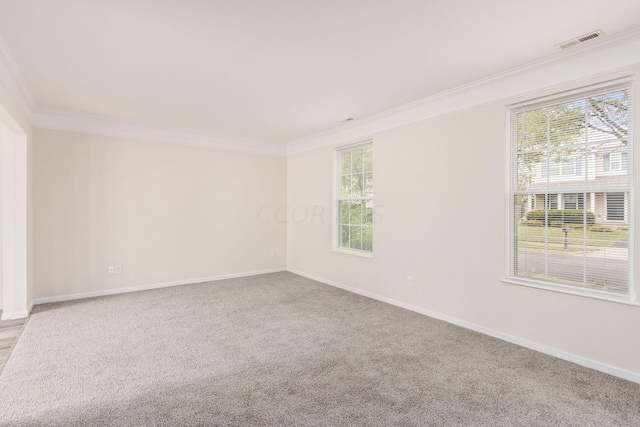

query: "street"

left=515, top=249, right=629, bottom=293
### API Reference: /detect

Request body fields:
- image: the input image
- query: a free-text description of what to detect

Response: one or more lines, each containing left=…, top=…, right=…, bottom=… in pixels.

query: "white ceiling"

left=0, top=0, right=639, bottom=145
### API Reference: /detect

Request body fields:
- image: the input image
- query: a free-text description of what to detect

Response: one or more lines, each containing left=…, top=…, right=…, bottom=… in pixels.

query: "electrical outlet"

left=406, top=277, right=413, bottom=287
left=108, top=265, right=115, bottom=274
left=115, top=265, right=122, bottom=274
left=271, top=251, right=276, bottom=259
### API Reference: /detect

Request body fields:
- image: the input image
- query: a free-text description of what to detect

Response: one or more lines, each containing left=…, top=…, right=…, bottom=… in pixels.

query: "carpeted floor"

left=0, top=272, right=638, bottom=426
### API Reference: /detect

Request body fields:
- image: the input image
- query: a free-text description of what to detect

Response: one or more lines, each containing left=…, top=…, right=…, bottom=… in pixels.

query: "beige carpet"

left=0, top=272, right=638, bottom=426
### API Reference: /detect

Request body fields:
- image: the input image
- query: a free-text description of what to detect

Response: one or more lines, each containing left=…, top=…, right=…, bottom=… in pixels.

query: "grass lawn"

left=517, top=225, right=628, bottom=248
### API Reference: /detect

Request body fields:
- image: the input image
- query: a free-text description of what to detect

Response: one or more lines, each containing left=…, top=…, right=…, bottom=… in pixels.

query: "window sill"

left=501, top=276, right=639, bottom=306
left=331, top=248, right=375, bottom=259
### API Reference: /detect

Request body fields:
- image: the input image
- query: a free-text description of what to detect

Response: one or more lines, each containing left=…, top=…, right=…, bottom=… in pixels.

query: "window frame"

left=563, top=193, right=584, bottom=210
left=605, top=192, right=627, bottom=222
left=603, top=153, right=611, bottom=172
left=332, top=140, right=374, bottom=258
left=504, top=77, right=637, bottom=305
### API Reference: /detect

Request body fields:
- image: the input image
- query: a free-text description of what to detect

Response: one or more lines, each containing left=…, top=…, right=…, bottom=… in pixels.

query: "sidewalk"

left=579, top=247, right=628, bottom=260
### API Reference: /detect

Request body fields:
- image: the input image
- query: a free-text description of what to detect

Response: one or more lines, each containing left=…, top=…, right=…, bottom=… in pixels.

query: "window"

left=335, top=142, right=373, bottom=254
left=603, top=152, right=629, bottom=173
left=606, top=192, right=625, bottom=221
left=603, top=153, right=611, bottom=172
left=508, top=78, right=634, bottom=302
left=563, top=193, right=584, bottom=210
left=545, top=194, right=558, bottom=210
left=611, top=153, right=621, bottom=171
left=564, top=162, right=574, bottom=176
left=542, top=158, right=580, bottom=177
left=561, top=159, right=575, bottom=176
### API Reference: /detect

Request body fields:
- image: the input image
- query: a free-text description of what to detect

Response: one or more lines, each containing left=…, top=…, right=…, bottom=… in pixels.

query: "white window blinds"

left=508, top=78, right=634, bottom=300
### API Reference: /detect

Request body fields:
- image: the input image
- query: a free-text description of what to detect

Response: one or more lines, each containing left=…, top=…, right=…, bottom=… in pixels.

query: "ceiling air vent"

left=555, top=30, right=604, bottom=50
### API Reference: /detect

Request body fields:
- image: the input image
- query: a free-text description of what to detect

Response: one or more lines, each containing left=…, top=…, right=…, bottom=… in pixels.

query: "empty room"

left=1, top=1, right=640, bottom=425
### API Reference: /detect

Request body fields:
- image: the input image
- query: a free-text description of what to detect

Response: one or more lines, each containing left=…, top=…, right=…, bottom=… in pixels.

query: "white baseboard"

left=32, top=268, right=286, bottom=306
left=287, top=268, right=640, bottom=385
left=1, top=310, right=30, bottom=320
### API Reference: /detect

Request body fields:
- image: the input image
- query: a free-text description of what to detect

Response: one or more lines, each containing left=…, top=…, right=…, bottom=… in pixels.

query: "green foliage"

left=340, top=146, right=373, bottom=198
left=525, top=209, right=595, bottom=226
left=521, top=219, right=544, bottom=227
left=518, top=106, right=585, bottom=151
left=340, top=201, right=373, bottom=226
left=589, top=225, right=612, bottom=233
left=339, top=200, right=373, bottom=252
left=518, top=90, right=628, bottom=153
left=341, top=151, right=351, bottom=175
left=517, top=224, right=628, bottom=248
left=338, top=145, right=374, bottom=252
left=516, top=107, right=584, bottom=190
left=339, top=224, right=373, bottom=252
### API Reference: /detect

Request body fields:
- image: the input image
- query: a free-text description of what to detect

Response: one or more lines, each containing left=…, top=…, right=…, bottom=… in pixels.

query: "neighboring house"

left=523, top=130, right=629, bottom=226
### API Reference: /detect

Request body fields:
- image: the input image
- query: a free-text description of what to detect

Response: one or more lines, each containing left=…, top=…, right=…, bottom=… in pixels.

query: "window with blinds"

left=336, top=142, right=373, bottom=254
left=507, top=78, right=634, bottom=302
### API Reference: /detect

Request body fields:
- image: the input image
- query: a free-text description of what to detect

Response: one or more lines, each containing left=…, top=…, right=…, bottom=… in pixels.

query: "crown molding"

left=3, top=24, right=640, bottom=158
left=286, top=26, right=640, bottom=156
left=31, top=108, right=287, bottom=156
left=0, top=34, right=285, bottom=156
left=0, top=33, right=35, bottom=119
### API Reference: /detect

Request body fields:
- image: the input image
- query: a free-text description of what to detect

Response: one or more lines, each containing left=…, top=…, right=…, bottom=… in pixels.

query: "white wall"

left=287, top=67, right=640, bottom=378
left=0, top=81, right=33, bottom=318
left=34, top=129, right=286, bottom=299
left=0, top=125, right=3, bottom=308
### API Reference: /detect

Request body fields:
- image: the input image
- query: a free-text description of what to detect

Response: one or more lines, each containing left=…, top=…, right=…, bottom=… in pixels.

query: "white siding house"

left=525, top=131, right=629, bottom=226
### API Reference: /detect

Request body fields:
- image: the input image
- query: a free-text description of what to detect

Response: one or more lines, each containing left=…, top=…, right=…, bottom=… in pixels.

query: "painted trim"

left=330, top=248, right=375, bottom=258
left=2, top=22, right=640, bottom=158
left=0, top=35, right=285, bottom=157
left=287, top=27, right=640, bottom=156
left=287, top=268, right=640, bottom=385
left=31, top=268, right=286, bottom=306
left=1, top=310, right=29, bottom=320
left=501, top=277, right=639, bottom=306
left=31, top=108, right=287, bottom=157
left=1, top=301, right=36, bottom=320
